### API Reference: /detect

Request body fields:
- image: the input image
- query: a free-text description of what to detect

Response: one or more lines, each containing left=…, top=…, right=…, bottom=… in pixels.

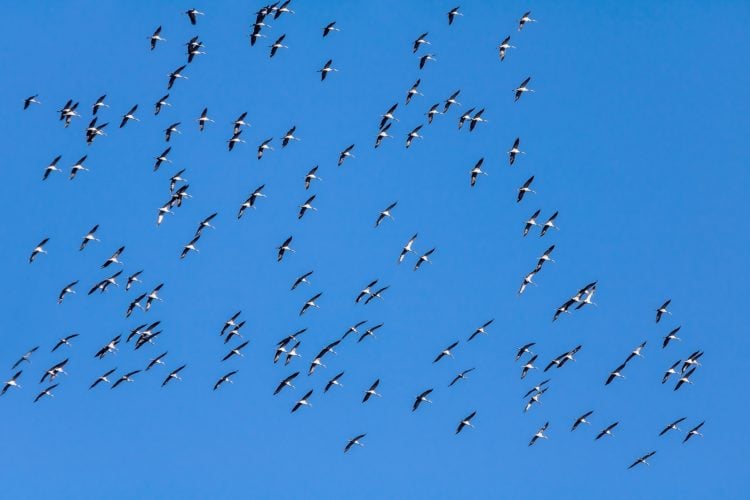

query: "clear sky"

left=1, top=1, right=748, bottom=499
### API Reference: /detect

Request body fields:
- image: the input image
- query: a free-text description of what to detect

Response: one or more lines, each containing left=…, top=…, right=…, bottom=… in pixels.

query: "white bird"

left=521, top=355, right=538, bottom=379
left=375, top=123, right=393, bottom=148
left=323, top=21, right=340, bottom=37
left=150, top=26, right=166, bottom=50
left=69, top=155, right=89, bottom=180
left=362, top=379, right=382, bottom=402
left=419, top=53, right=437, bottom=69
left=659, top=417, right=686, bottom=436
left=43, top=156, right=62, bottom=180
left=186, top=8, right=204, bottom=25
left=57, top=280, right=78, bottom=304
left=447, top=6, right=463, bottom=25
left=344, top=434, right=366, bottom=453
left=508, top=137, right=525, bottom=165
left=412, top=389, right=433, bottom=411
left=338, top=144, right=355, bottom=166
left=257, top=138, right=274, bottom=159
left=414, top=248, right=435, bottom=271
left=468, top=108, right=487, bottom=131
left=517, top=176, right=536, bottom=202
left=662, top=326, right=682, bottom=348
left=29, top=237, right=50, bottom=263
left=662, top=359, right=681, bottom=384
left=380, top=103, right=399, bottom=129
left=318, top=59, right=338, bottom=81
left=433, top=341, right=459, bottom=363
left=23, top=94, right=42, bottom=109
left=470, top=158, right=487, bottom=187
left=468, top=319, right=494, bottom=342
left=524, top=210, right=541, bottom=236
left=518, top=11, right=537, bottom=31
left=154, top=94, right=171, bottom=115
left=628, top=451, right=656, bottom=469
left=405, top=79, right=423, bottom=105
left=197, top=107, right=214, bottom=131
left=292, top=389, right=314, bottom=412
left=529, top=422, right=549, bottom=446
left=119, top=104, right=140, bottom=128
left=375, top=202, right=398, bottom=227
left=514, top=77, right=534, bottom=101
left=298, top=195, right=317, bottom=219
left=456, top=411, right=476, bottom=434
left=304, top=166, right=322, bottom=189
left=282, top=126, right=301, bottom=147
left=498, top=36, right=516, bottom=61
left=683, top=421, right=705, bottom=443
left=540, top=211, right=559, bottom=237
left=572, top=411, right=594, bottom=431
left=398, top=233, right=418, bottom=263
left=214, top=370, right=238, bottom=391
left=518, top=270, right=538, bottom=295
left=1, top=371, right=22, bottom=396
left=656, top=299, right=672, bottom=323
left=413, top=32, right=430, bottom=53
left=406, top=125, right=423, bottom=148
left=180, top=235, right=201, bottom=259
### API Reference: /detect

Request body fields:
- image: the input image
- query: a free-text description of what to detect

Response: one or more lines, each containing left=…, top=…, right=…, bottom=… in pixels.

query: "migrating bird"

left=498, top=36, right=515, bottom=61
left=433, top=341, right=459, bottom=363
left=682, top=351, right=704, bottom=372
left=282, top=126, right=300, bottom=147
left=341, top=321, right=367, bottom=341
left=112, top=370, right=141, bottom=389
left=449, top=367, right=475, bottom=387
left=517, top=176, right=536, bottom=202
left=162, top=365, right=186, bottom=387
left=518, top=270, right=537, bottom=295
left=468, top=319, right=494, bottom=342
left=419, top=53, right=437, bottom=69
left=1, top=371, right=23, bottom=396
left=101, top=246, right=125, bottom=268
left=195, top=212, right=217, bottom=236
left=508, top=137, right=525, bottom=165
left=274, top=372, right=300, bottom=395
left=180, top=235, right=201, bottom=259
left=625, top=341, right=647, bottom=362
left=186, top=8, right=204, bottom=25
left=405, top=79, right=423, bottom=105
left=656, top=299, right=672, bottom=323
left=662, top=326, right=682, bottom=348
left=164, top=122, right=181, bottom=141
left=221, top=341, right=249, bottom=362
left=540, top=211, right=559, bottom=237
left=412, top=389, right=433, bottom=411
left=221, top=311, right=242, bottom=336
left=338, top=144, right=355, bottom=166
left=150, top=26, right=166, bottom=50
left=406, top=125, right=423, bottom=148
left=447, top=6, right=463, bottom=25
left=674, top=367, right=697, bottom=391
left=414, top=248, right=435, bottom=271
left=375, top=123, right=393, bottom=148
left=69, top=156, right=89, bottom=180
left=469, top=108, right=488, bottom=131
left=318, top=59, right=338, bottom=81
left=364, top=286, right=389, bottom=305
left=518, top=11, right=537, bottom=31
left=12, top=347, right=39, bottom=369
left=380, top=103, right=399, bottom=129
left=470, top=158, right=487, bottom=187
left=57, top=281, right=79, bottom=304
left=197, top=108, right=213, bottom=131
left=88, top=270, right=122, bottom=295
left=277, top=236, right=295, bottom=262
left=126, top=271, right=143, bottom=291
left=291, top=271, right=314, bottom=290
left=413, top=32, right=430, bottom=53
left=269, top=34, right=288, bottom=57
left=309, top=341, right=339, bottom=375
left=299, top=292, right=322, bottom=316
left=521, top=355, right=538, bottom=379
left=572, top=411, right=594, bottom=431
left=119, top=105, right=139, bottom=128
left=167, top=65, right=188, bottom=90
left=344, top=434, right=366, bottom=453
left=257, top=138, right=274, bottom=159
left=456, top=411, right=477, bottom=434
left=524, top=387, right=548, bottom=412
left=214, top=371, right=238, bottom=391
left=523, top=210, right=541, bottom=236
left=362, top=379, right=382, bottom=402
left=323, top=21, right=340, bottom=37
left=529, top=422, right=549, bottom=446
left=43, top=156, right=62, bottom=180
left=458, top=107, right=475, bottom=129
left=662, top=360, right=681, bottom=384
left=298, top=195, right=317, bottom=219
left=515, top=343, right=536, bottom=361
left=595, top=422, right=619, bottom=440
left=291, top=389, right=314, bottom=413
left=154, top=147, right=172, bottom=171
left=325, top=372, right=345, bottom=392
left=29, top=238, right=50, bottom=263
left=443, top=90, right=461, bottom=113
left=628, top=451, right=656, bottom=469
left=523, top=379, right=551, bottom=399
left=375, top=202, right=398, bottom=227
left=145, top=351, right=168, bottom=371
left=605, top=363, right=627, bottom=385
left=24, top=94, right=41, bottom=109
left=684, top=421, right=705, bottom=443
left=94, top=335, right=121, bottom=359
left=89, top=368, right=117, bottom=389
left=514, top=77, right=534, bottom=102
left=34, top=384, right=59, bottom=402
left=154, top=94, right=171, bottom=115
left=398, top=234, right=418, bottom=264
left=659, top=417, right=686, bottom=436
left=238, top=184, right=267, bottom=219
left=92, top=95, right=108, bottom=115
left=304, top=166, right=322, bottom=189
left=51, top=333, right=80, bottom=352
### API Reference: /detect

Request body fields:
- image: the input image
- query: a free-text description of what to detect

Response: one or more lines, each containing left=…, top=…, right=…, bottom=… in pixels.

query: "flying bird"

left=448, top=368, right=475, bottom=387
left=299, top=292, right=322, bottom=316
left=338, top=144, right=355, bottom=166
left=595, top=422, right=619, bottom=440
left=29, top=238, right=50, bottom=263
left=112, top=370, right=141, bottom=389
left=149, top=26, right=166, bottom=50
left=628, top=451, right=656, bottom=469
left=57, top=281, right=79, bottom=304
left=398, top=233, right=418, bottom=263
left=413, top=32, right=430, bottom=53
left=344, top=434, right=366, bottom=453
left=468, top=319, right=494, bottom=342
left=274, top=372, right=300, bottom=395
left=1, top=371, right=23, bottom=396
left=375, top=202, right=398, bottom=227
left=291, top=271, right=314, bottom=290
left=323, top=21, right=340, bottom=37
left=325, top=372, right=345, bottom=392
left=508, top=137, right=525, bottom=165
left=186, top=8, right=204, bottom=25
left=277, top=236, right=295, bottom=262
left=518, top=11, right=536, bottom=31
left=656, top=299, right=672, bottom=323
left=24, top=94, right=41, bottom=109
left=470, top=158, right=487, bottom=187
left=433, top=341, right=459, bottom=363
left=89, top=368, right=117, bottom=389
left=514, top=77, right=534, bottom=102
left=405, top=79, right=423, bottom=105
left=528, top=422, right=549, bottom=446
left=162, top=365, right=186, bottom=387
left=659, top=417, right=686, bottom=436
left=51, top=333, right=80, bottom=352
left=214, top=371, right=238, bottom=391
left=222, top=341, right=249, bottom=362
left=456, top=411, right=476, bottom=434
left=498, top=36, right=515, bottom=61
left=517, top=176, right=536, bottom=202
left=298, top=195, right=317, bottom=219
left=662, top=326, right=682, bottom=348
left=362, top=379, right=382, bottom=402
left=304, top=166, right=322, bottom=189
left=605, top=363, right=627, bottom=385
left=572, top=411, right=594, bottom=431
left=414, top=248, right=435, bottom=271
left=318, top=59, right=338, bottom=81
left=447, top=6, right=463, bottom=25
left=291, top=389, right=313, bottom=412
left=419, top=53, right=437, bottom=69
left=119, top=104, right=139, bottom=128
left=683, top=421, right=705, bottom=443
left=412, top=389, right=434, bottom=412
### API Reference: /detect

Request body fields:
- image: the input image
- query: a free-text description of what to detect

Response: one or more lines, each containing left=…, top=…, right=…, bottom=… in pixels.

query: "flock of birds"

left=14, top=3, right=705, bottom=467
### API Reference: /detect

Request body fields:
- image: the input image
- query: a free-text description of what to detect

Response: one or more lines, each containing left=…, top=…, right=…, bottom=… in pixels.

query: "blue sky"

left=1, top=1, right=748, bottom=498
